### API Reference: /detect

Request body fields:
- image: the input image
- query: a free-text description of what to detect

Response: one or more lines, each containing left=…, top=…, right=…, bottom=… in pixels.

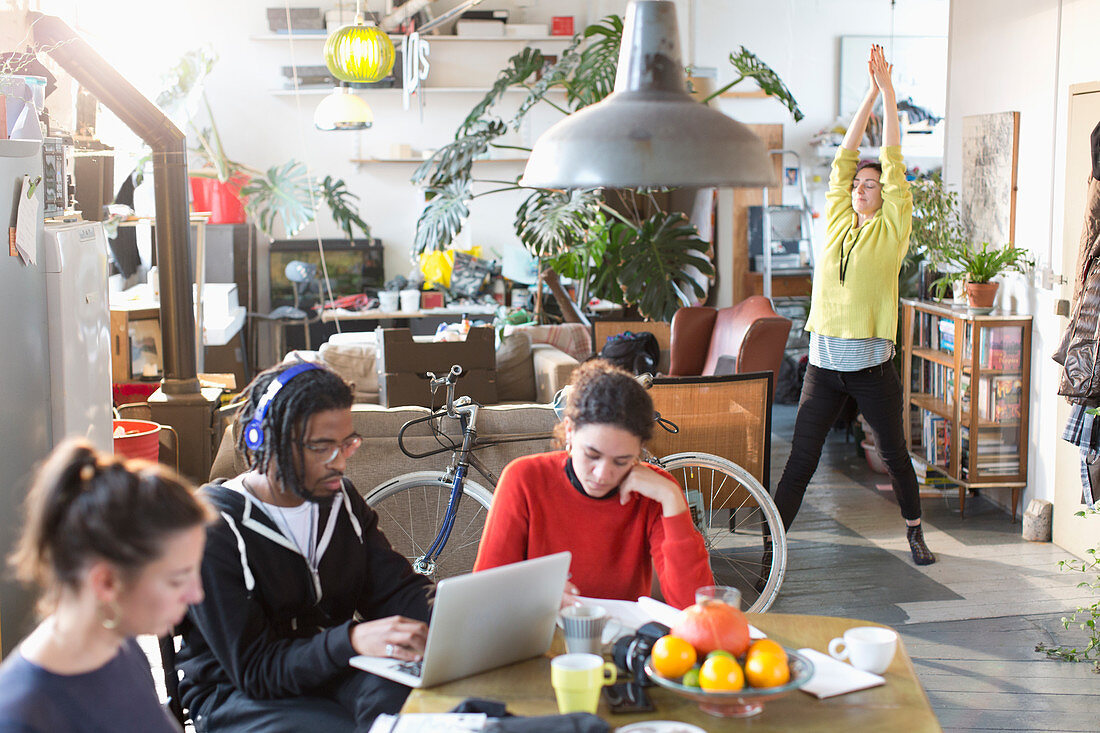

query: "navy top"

left=0, top=637, right=179, bottom=733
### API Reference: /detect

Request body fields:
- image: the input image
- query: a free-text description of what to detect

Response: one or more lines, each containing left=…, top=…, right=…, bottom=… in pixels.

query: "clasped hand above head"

left=867, top=44, right=894, bottom=96
left=350, top=615, right=429, bottom=662
left=618, top=463, right=689, bottom=518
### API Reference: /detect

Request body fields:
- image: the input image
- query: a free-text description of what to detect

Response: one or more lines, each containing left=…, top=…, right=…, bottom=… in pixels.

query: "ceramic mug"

left=828, top=626, right=898, bottom=674
left=550, top=653, right=617, bottom=714
left=378, top=290, right=399, bottom=312
left=560, top=604, right=609, bottom=655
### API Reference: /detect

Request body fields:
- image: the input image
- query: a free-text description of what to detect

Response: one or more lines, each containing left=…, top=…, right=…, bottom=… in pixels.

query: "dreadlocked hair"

left=234, top=361, right=353, bottom=498
left=555, top=359, right=654, bottom=445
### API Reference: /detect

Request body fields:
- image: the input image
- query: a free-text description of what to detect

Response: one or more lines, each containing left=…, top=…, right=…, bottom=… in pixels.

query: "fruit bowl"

left=644, top=648, right=814, bottom=718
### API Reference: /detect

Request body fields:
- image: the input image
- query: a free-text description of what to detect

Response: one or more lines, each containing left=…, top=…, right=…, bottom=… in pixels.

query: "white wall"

left=28, top=0, right=947, bottom=303
left=945, top=0, right=1100, bottom=531
left=692, top=0, right=949, bottom=306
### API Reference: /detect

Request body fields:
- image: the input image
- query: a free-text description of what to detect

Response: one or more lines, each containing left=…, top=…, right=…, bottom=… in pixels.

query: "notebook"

left=350, top=552, right=571, bottom=688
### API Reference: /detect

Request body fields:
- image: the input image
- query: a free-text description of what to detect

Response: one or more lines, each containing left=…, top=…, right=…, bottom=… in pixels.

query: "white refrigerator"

left=43, top=220, right=112, bottom=452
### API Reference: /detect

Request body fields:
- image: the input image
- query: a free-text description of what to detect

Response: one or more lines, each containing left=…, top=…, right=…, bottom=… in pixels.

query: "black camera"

left=610, top=621, right=669, bottom=687
left=604, top=621, right=669, bottom=714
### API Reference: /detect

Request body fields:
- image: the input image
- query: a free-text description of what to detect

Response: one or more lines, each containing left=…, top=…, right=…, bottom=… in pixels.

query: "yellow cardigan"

left=804, top=145, right=912, bottom=341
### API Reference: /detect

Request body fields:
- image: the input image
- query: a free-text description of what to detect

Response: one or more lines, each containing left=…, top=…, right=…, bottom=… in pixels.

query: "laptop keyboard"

left=394, top=660, right=423, bottom=677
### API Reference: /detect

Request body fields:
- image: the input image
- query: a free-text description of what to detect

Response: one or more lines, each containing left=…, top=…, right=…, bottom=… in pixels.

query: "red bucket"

left=113, top=419, right=161, bottom=463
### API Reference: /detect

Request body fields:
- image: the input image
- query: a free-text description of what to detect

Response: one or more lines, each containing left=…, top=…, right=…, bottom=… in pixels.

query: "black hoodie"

left=176, top=479, right=432, bottom=715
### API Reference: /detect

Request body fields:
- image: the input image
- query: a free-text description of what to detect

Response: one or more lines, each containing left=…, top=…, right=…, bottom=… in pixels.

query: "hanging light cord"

left=282, top=0, right=343, bottom=334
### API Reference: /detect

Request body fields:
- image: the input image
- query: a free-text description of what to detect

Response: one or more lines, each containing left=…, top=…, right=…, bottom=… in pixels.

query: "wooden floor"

left=768, top=404, right=1098, bottom=732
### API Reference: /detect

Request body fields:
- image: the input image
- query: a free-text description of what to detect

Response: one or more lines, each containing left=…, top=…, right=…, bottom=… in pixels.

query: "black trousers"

left=192, top=668, right=410, bottom=733
left=774, top=361, right=923, bottom=530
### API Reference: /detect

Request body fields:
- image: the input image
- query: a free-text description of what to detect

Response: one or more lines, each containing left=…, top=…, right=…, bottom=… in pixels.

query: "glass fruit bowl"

left=644, top=647, right=814, bottom=718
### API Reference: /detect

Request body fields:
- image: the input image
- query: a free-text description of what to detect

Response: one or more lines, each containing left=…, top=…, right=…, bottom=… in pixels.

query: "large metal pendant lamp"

left=324, top=1, right=396, bottom=83
left=521, top=0, right=774, bottom=189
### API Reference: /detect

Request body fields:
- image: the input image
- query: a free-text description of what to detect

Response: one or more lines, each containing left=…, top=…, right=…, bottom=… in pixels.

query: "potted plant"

left=156, top=48, right=368, bottom=241
left=409, top=17, right=803, bottom=322
left=910, top=171, right=966, bottom=300
left=927, top=240, right=1034, bottom=311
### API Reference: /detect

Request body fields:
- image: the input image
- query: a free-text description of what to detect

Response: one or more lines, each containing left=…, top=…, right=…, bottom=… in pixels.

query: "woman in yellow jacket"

left=773, top=45, right=935, bottom=565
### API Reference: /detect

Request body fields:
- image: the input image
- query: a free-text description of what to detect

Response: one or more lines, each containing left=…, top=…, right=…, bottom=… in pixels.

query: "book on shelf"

left=991, top=376, right=1022, bottom=420
left=937, top=318, right=955, bottom=353
left=988, top=327, right=1023, bottom=371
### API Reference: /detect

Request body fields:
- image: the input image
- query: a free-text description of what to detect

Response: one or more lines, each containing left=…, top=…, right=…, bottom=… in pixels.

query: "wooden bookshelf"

left=900, top=298, right=1032, bottom=521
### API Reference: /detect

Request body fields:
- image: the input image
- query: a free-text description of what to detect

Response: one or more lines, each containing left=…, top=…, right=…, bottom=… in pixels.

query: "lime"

left=705, top=650, right=735, bottom=661
left=681, top=667, right=701, bottom=688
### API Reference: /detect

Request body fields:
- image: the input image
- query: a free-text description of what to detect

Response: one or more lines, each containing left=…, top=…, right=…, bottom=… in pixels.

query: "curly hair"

left=557, top=360, right=654, bottom=443
left=234, top=361, right=353, bottom=500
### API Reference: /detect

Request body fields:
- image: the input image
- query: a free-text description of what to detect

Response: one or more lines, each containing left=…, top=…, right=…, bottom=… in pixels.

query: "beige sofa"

left=210, top=401, right=561, bottom=495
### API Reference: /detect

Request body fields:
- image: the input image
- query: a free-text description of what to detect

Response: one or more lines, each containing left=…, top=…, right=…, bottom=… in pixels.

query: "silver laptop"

left=350, top=552, right=571, bottom=688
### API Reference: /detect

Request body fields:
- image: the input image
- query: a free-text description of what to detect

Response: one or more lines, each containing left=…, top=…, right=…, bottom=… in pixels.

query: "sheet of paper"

left=796, top=648, right=885, bottom=698
left=368, top=713, right=487, bottom=732
left=14, top=176, right=38, bottom=266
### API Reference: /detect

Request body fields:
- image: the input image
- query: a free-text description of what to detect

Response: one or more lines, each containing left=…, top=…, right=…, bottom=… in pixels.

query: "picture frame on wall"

left=129, top=319, right=163, bottom=380
left=838, top=35, right=948, bottom=121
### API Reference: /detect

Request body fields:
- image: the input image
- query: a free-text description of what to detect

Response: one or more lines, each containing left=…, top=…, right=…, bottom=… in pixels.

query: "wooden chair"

left=647, top=371, right=773, bottom=507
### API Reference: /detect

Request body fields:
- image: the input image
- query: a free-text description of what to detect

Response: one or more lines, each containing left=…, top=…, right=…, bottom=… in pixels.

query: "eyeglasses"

left=300, top=434, right=363, bottom=463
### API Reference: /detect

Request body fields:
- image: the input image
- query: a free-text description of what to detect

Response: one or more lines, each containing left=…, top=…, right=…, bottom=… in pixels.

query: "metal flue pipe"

left=32, top=12, right=200, bottom=396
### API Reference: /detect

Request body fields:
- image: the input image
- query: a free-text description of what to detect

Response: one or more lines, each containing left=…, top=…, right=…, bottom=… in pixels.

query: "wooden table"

left=403, top=613, right=941, bottom=731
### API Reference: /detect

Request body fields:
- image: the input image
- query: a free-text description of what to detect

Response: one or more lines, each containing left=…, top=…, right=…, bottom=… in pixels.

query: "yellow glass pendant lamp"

left=324, top=9, right=395, bottom=84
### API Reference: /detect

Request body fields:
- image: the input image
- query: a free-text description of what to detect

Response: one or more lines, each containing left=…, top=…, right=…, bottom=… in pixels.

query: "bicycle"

left=363, top=366, right=788, bottom=612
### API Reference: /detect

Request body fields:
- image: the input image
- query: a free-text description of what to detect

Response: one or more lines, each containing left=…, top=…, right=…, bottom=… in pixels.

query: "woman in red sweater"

left=473, top=360, right=713, bottom=609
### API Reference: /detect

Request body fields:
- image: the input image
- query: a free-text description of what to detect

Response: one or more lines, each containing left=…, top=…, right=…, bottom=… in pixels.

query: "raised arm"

left=840, top=47, right=881, bottom=151
left=871, top=45, right=900, bottom=147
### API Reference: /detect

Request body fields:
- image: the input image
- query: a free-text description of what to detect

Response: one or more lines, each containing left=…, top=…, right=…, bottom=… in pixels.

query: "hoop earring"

left=100, top=600, right=121, bottom=630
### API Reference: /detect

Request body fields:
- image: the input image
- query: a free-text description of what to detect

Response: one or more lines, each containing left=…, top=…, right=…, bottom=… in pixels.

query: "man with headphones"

left=176, top=362, right=433, bottom=732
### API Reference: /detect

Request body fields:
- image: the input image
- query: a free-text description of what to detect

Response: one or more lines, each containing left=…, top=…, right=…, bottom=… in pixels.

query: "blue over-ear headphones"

left=243, top=363, right=323, bottom=450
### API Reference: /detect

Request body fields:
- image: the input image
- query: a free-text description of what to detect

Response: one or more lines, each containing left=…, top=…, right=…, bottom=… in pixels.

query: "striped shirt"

left=809, top=332, right=895, bottom=371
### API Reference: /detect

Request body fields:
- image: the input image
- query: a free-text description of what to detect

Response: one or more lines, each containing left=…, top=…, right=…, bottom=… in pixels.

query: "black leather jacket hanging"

left=1053, top=122, right=1100, bottom=404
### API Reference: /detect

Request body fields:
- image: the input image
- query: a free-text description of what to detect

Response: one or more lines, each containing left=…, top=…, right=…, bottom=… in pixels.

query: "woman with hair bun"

left=474, top=360, right=712, bottom=609
left=0, top=439, right=211, bottom=732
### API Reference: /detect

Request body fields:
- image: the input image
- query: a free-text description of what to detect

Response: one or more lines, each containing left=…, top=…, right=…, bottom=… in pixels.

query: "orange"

left=746, top=639, right=788, bottom=661
left=744, top=641, right=790, bottom=688
left=698, top=655, right=745, bottom=692
left=651, top=635, right=697, bottom=679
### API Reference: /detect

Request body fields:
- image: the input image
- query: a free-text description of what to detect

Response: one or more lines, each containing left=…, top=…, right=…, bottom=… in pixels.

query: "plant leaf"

left=411, top=119, right=508, bottom=188
left=728, top=46, right=804, bottom=122
left=514, top=188, right=604, bottom=258
left=413, top=180, right=471, bottom=256
left=459, top=47, right=546, bottom=135
left=567, top=15, right=623, bottom=110
left=240, top=160, right=318, bottom=238
left=612, top=213, right=714, bottom=321
left=320, top=176, right=371, bottom=241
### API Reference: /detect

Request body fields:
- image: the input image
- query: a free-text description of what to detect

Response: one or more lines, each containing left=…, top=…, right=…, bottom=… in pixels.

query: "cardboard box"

left=266, top=7, right=325, bottom=33
left=377, top=327, right=497, bottom=407
left=456, top=19, right=505, bottom=37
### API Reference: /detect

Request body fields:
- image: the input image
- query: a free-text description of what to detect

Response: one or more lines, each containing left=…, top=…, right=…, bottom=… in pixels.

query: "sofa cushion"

left=496, top=331, right=536, bottom=402
left=505, top=323, right=593, bottom=362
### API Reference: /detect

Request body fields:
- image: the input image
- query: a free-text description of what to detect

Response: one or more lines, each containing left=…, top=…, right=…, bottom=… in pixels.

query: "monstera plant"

left=157, top=48, right=369, bottom=241
left=410, top=16, right=802, bottom=322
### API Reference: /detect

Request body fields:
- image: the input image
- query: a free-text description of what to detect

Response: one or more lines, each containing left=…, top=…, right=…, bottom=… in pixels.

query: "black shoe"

left=907, top=524, right=936, bottom=566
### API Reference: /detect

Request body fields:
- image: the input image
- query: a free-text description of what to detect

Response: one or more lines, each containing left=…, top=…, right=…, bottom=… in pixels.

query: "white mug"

left=828, top=626, right=898, bottom=674
left=378, top=290, right=399, bottom=312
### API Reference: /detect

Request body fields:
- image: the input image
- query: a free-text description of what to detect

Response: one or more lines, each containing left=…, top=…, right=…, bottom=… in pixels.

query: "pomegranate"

left=670, top=600, right=751, bottom=657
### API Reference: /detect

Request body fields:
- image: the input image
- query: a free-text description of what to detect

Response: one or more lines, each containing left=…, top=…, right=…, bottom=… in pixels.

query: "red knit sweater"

left=473, top=452, right=713, bottom=609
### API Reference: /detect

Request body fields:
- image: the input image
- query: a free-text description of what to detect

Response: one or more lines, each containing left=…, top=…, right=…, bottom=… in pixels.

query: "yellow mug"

left=550, top=652, right=618, bottom=714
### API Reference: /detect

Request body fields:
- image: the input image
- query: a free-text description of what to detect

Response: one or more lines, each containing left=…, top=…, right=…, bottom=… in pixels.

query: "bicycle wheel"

left=658, top=453, right=787, bottom=613
left=364, top=471, right=494, bottom=583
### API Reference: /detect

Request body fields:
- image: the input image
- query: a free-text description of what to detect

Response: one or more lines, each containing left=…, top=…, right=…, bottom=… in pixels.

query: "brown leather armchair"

left=669, top=297, right=792, bottom=387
